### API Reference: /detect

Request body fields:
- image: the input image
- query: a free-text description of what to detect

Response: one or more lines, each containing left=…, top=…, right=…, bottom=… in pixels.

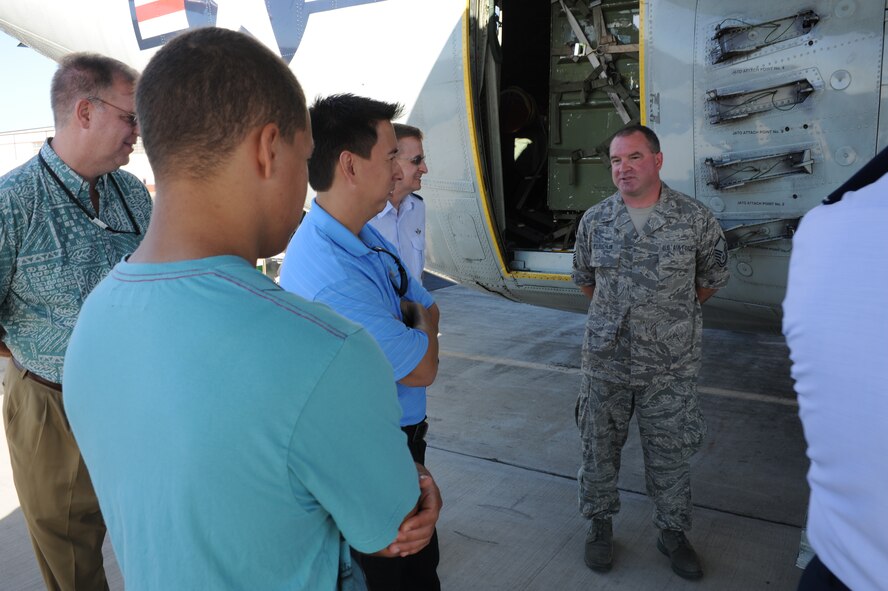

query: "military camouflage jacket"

left=572, top=184, right=729, bottom=385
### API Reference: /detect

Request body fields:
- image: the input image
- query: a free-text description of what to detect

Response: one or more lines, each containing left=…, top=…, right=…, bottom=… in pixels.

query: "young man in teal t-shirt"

left=63, top=28, right=441, bottom=591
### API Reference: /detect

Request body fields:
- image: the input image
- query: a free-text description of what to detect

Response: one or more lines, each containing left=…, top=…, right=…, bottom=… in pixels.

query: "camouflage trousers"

left=576, top=375, right=706, bottom=531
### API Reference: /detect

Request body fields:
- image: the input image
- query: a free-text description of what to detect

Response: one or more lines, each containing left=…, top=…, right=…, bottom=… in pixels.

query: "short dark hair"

left=394, top=123, right=423, bottom=141
left=611, top=124, right=661, bottom=154
left=308, top=94, right=403, bottom=192
left=136, top=28, right=307, bottom=180
left=51, top=53, right=138, bottom=127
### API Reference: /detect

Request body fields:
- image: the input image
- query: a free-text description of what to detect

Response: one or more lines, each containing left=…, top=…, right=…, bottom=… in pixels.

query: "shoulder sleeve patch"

left=714, top=236, right=728, bottom=267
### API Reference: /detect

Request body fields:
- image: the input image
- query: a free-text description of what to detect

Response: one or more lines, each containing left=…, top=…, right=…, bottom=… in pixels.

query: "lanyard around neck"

left=37, top=153, right=141, bottom=235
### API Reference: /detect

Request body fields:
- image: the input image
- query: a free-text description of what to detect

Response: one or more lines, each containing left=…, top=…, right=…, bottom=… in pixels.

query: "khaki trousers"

left=3, top=362, right=109, bottom=591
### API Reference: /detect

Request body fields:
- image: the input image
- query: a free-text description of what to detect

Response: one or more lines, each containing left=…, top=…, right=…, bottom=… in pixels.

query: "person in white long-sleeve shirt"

left=369, top=123, right=428, bottom=280
left=783, top=149, right=888, bottom=591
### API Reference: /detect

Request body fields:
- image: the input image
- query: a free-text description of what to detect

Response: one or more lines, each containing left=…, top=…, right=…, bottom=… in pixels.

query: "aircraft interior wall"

left=484, top=0, right=641, bottom=262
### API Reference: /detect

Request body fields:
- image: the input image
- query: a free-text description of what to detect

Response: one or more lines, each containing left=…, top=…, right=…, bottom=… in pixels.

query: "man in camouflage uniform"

left=572, top=125, right=729, bottom=579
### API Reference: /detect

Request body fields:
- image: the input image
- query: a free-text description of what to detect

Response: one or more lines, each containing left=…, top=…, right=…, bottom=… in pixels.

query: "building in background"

left=0, top=127, right=155, bottom=194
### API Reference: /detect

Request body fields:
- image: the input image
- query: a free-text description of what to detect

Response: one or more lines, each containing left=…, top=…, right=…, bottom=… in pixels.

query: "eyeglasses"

left=87, top=96, right=138, bottom=127
left=399, top=154, right=426, bottom=166
left=371, top=246, right=408, bottom=298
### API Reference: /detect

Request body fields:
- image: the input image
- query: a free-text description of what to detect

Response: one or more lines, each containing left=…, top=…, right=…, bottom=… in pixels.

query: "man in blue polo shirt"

left=280, top=94, right=441, bottom=591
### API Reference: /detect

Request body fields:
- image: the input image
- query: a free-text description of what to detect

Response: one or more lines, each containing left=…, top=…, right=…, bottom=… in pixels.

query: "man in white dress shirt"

left=369, top=123, right=428, bottom=280
left=783, top=147, right=888, bottom=591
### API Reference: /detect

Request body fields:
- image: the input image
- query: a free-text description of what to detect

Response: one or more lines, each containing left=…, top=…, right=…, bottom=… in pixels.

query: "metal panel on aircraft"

left=692, top=0, right=885, bottom=224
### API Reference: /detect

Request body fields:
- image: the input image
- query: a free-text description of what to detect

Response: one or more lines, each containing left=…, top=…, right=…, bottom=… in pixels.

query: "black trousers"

left=356, top=421, right=441, bottom=591
left=798, top=555, right=850, bottom=591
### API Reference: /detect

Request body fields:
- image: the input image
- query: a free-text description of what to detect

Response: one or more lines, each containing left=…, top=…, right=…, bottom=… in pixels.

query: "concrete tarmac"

left=0, top=281, right=807, bottom=590
left=429, top=283, right=806, bottom=590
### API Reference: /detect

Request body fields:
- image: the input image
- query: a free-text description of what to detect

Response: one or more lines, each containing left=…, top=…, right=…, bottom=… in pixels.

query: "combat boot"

left=657, top=529, right=703, bottom=580
left=584, top=517, right=613, bottom=572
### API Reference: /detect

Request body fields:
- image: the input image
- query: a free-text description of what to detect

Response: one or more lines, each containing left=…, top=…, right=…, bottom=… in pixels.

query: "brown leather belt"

left=10, top=356, right=62, bottom=392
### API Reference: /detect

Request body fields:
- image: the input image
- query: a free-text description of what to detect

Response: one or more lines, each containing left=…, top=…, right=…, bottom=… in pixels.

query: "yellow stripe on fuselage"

left=639, top=0, right=647, bottom=125
left=461, top=4, right=509, bottom=278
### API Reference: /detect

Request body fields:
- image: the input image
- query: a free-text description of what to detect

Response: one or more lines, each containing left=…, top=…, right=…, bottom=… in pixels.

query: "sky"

left=0, top=31, right=58, bottom=131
